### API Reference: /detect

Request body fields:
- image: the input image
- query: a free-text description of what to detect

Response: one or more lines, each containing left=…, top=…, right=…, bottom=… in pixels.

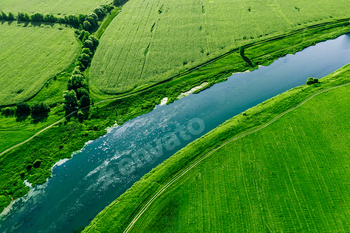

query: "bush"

left=306, top=77, right=319, bottom=85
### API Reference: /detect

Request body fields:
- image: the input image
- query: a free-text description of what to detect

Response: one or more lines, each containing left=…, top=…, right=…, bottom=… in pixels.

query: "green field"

left=90, top=0, right=350, bottom=94
left=0, top=0, right=110, bottom=15
left=0, top=22, right=79, bottom=106
left=83, top=64, right=350, bottom=232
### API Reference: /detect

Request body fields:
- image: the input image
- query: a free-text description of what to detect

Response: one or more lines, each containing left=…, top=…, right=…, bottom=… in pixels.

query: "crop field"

left=0, top=0, right=110, bottom=15
left=90, top=0, right=350, bottom=94
left=121, top=85, right=350, bottom=232
left=0, top=22, right=79, bottom=106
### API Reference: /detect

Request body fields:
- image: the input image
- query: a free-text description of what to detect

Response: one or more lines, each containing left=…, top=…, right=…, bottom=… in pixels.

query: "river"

left=1, top=34, right=350, bottom=233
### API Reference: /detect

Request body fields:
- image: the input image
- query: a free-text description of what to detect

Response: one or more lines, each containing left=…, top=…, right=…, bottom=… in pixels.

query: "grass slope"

left=129, top=85, right=350, bottom=232
left=0, top=0, right=110, bottom=15
left=0, top=22, right=79, bottom=106
left=83, top=64, right=350, bottom=232
left=90, top=0, right=350, bottom=94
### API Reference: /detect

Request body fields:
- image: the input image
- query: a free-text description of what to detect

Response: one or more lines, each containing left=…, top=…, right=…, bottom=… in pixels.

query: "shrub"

left=306, top=77, right=319, bottom=85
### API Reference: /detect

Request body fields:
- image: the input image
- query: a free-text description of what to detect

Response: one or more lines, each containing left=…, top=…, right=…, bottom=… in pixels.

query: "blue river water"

left=1, top=34, right=350, bottom=233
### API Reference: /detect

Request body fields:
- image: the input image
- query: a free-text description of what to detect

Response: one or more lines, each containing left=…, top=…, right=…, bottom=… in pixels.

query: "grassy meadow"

left=90, top=0, right=350, bottom=94
left=83, top=64, right=350, bottom=232
left=0, top=0, right=110, bottom=15
left=0, top=22, right=79, bottom=106
left=128, top=85, right=350, bottom=232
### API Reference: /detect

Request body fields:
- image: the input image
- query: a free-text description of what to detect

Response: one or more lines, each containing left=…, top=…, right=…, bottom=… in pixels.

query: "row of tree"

left=0, top=5, right=114, bottom=31
left=0, top=102, right=51, bottom=123
left=62, top=35, right=99, bottom=120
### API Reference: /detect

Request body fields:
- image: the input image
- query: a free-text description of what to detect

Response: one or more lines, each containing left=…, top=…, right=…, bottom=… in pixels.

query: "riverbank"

left=83, top=63, right=350, bottom=233
left=0, top=19, right=349, bottom=214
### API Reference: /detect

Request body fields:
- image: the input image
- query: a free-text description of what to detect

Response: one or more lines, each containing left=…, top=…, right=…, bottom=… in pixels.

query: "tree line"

left=1, top=102, right=50, bottom=123
left=63, top=31, right=100, bottom=121
left=0, top=4, right=114, bottom=32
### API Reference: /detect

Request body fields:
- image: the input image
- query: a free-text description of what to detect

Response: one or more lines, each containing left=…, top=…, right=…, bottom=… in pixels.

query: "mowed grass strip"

left=0, top=0, right=110, bottom=15
left=127, top=85, right=350, bottom=232
left=90, top=0, right=350, bottom=94
left=0, top=22, right=79, bottom=106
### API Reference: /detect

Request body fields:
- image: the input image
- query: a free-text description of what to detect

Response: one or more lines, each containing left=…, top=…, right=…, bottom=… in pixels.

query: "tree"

left=68, top=74, right=87, bottom=90
left=63, top=90, right=78, bottom=114
left=77, top=87, right=89, bottom=100
left=79, top=95, right=90, bottom=108
left=43, top=14, right=57, bottom=23
left=83, top=39, right=95, bottom=52
left=16, top=102, right=31, bottom=118
left=72, top=66, right=82, bottom=75
left=31, top=102, right=50, bottom=122
left=306, top=77, right=319, bottom=85
left=88, top=35, right=99, bottom=48
left=82, top=48, right=92, bottom=56
left=31, top=13, right=44, bottom=22
left=1, top=11, right=8, bottom=20
left=8, top=12, right=15, bottom=21
left=83, top=20, right=92, bottom=31
left=93, top=6, right=107, bottom=19
left=79, top=53, right=91, bottom=67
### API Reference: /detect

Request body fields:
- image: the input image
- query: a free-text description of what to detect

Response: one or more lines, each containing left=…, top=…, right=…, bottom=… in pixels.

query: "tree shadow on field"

left=31, top=112, right=49, bottom=124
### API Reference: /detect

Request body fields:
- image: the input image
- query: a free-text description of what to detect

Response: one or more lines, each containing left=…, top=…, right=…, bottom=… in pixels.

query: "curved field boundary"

left=97, top=18, right=350, bottom=95
left=122, top=82, right=350, bottom=233
left=1, top=18, right=349, bottom=157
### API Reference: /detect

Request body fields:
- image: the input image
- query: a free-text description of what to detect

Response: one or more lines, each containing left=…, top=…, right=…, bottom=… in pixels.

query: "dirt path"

left=122, top=82, right=350, bottom=233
